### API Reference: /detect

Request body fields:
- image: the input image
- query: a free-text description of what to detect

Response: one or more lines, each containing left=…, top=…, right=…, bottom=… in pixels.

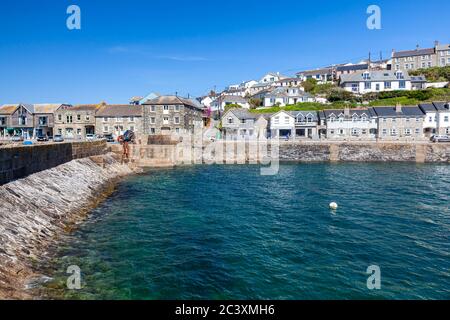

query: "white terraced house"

left=318, top=108, right=378, bottom=140
left=340, top=70, right=419, bottom=94
left=269, top=110, right=319, bottom=139
left=419, top=102, right=450, bottom=136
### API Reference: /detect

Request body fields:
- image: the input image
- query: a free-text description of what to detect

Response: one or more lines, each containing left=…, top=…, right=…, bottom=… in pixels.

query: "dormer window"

left=362, top=72, right=370, bottom=80
left=396, top=71, right=404, bottom=79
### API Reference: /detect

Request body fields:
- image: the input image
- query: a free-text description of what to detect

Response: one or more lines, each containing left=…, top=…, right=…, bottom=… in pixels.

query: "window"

left=150, top=128, right=156, bottom=134
left=150, top=117, right=156, bottom=124
left=175, top=105, right=180, bottom=111
left=444, top=116, right=449, bottom=122
left=58, top=114, right=62, bottom=121
left=428, top=62, right=432, bottom=67
left=77, top=114, right=81, bottom=121
left=330, top=117, right=336, bottom=122
left=390, top=129, right=397, bottom=136
left=163, top=105, right=169, bottom=111
left=103, top=126, right=109, bottom=132
left=351, top=83, right=359, bottom=92
left=384, top=81, right=391, bottom=89
left=227, top=117, right=233, bottom=124
left=77, top=128, right=82, bottom=135
left=86, top=115, right=90, bottom=121
left=67, top=115, right=73, bottom=123
left=422, top=62, right=426, bottom=68
left=399, top=81, right=406, bottom=89
left=362, top=129, right=367, bottom=135
left=175, top=128, right=180, bottom=134
left=274, top=116, right=279, bottom=125
left=129, top=116, right=134, bottom=122
left=351, top=128, right=358, bottom=136
left=446, top=128, right=450, bottom=134
left=416, top=128, right=421, bottom=134
left=38, top=117, right=48, bottom=126
left=307, top=117, right=313, bottom=123
left=129, top=126, right=135, bottom=131
left=330, top=130, right=335, bottom=135
left=151, top=106, right=156, bottom=112
left=163, top=117, right=169, bottom=124
left=103, top=117, right=108, bottom=122
left=352, top=116, right=358, bottom=122
left=405, top=64, right=409, bottom=69
left=362, top=72, right=370, bottom=80
left=0, top=117, right=6, bottom=125
left=375, top=84, right=380, bottom=91
left=339, top=129, right=344, bottom=135
left=364, top=82, right=371, bottom=90
left=174, top=117, right=180, bottom=124
left=405, top=128, right=411, bottom=136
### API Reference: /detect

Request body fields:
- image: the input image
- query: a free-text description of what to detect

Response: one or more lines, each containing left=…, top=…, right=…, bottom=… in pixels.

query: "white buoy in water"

left=329, top=202, right=338, bottom=210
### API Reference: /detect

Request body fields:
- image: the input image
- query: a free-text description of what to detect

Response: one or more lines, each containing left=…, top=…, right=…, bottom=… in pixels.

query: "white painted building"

left=419, top=102, right=450, bottom=136
left=319, top=108, right=378, bottom=140
left=260, top=72, right=287, bottom=84
left=210, top=95, right=250, bottom=111
left=263, top=87, right=315, bottom=107
left=340, top=70, right=416, bottom=94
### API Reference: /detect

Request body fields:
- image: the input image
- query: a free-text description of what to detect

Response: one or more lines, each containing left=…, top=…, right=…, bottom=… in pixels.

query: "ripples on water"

left=44, top=163, right=450, bottom=300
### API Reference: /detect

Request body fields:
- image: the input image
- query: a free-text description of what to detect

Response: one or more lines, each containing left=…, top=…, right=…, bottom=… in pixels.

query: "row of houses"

left=221, top=102, right=450, bottom=141
left=0, top=96, right=204, bottom=139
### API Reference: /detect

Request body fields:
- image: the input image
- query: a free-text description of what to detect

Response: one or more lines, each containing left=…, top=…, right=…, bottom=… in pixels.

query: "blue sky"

left=0, top=0, right=449, bottom=104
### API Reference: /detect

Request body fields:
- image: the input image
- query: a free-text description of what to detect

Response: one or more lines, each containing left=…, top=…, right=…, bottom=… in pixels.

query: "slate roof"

left=0, top=105, right=20, bottom=115
left=322, top=108, right=375, bottom=119
left=288, top=111, right=319, bottom=121
left=393, top=48, right=435, bottom=58
left=340, top=70, right=412, bottom=83
left=34, top=104, right=68, bottom=114
left=96, top=105, right=143, bottom=117
left=265, top=87, right=312, bottom=98
left=411, top=76, right=427, bottom=82
left=336, top=64, right=369, bottom=72
left=418, top=103, right=437, bottom=112
left=228, top=109, right=256, bottom=120
left=144, top=95, right=204, bottom=110
left=372, top=106, right=425, bottom=117
left=0, top=104, right=34, bottom=114
left=220, top=95, right=248, bottom=103
left=296, top=68, right=332, bottom=76
left=66, top=104, right=101, bottom=112
left=433, top=101, right=450, bottom=111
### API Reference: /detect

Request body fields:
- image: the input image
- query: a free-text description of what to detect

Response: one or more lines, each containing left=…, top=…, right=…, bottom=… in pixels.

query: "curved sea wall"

left=0, top=153, right=133, bottom=299
left=0, top=140, right=108, bottom=185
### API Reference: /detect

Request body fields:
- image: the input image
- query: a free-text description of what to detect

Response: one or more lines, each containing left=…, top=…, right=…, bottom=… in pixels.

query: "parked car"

left=53, top=134, right=65, bottom=142
left=86, top=134, right=95, bottom=141
left=36, top=134, right=49, bottom=142
left=11, top=135, right=24, bottom=142
left=104, top=134, right=115, bottom=143
left=431, top=135, right=450, bottom=143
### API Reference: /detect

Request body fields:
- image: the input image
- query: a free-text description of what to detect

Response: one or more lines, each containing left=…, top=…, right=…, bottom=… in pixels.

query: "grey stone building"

left=0, top=104, right=35, bottom=139
left=372, top=105, right=425, bottom=141
left=95, top=104, right=143, bottom=137
left=142, top=95, right=204, bottom=135
left=391, top=41, right=450, bottom=71
left=33, top=104, right=70, bottom=137
left=54, top=104, right=100, bottom=139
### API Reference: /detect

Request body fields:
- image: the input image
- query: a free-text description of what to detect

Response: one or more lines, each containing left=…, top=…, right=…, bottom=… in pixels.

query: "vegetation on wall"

left=409, top=66, right=450, bottom=82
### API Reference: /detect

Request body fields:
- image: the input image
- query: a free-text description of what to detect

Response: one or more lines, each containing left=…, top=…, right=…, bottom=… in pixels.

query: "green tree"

left=301, top=78, right=318, bottom=92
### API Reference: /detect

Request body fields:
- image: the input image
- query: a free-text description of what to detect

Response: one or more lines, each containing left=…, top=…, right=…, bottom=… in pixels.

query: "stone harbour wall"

left=0, top=140, right=108, bottom=185
left=0, top=153, right=133, bottom=299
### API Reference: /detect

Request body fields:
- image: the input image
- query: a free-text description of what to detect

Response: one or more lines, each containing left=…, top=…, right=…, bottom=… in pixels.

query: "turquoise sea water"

left=44, top=164, right=450, bottom=300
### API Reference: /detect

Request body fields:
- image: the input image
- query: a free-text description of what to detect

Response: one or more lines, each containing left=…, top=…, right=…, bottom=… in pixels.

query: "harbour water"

left=43, top=163, right=450, bottom=299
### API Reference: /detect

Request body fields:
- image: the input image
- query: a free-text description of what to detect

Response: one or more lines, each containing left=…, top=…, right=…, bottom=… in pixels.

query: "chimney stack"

left=395, top=103, right=402, bottom=113
left=344, top=107, right=350, bottom=117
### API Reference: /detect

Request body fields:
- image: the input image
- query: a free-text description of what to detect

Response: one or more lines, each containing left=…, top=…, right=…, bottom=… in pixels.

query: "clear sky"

left=0, top=0, right=449, bottom=104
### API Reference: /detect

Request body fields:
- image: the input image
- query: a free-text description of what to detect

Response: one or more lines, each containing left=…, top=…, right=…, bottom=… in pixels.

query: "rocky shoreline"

left=0, top=153, right=134, bottom=299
